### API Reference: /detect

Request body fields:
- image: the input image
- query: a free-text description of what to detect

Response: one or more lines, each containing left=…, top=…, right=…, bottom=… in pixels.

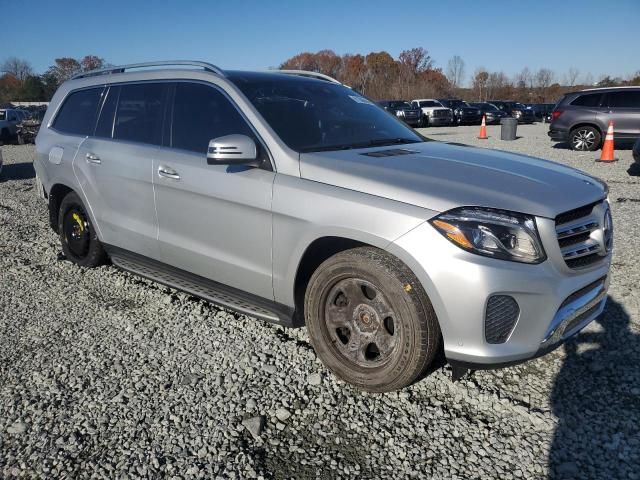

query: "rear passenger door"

left=153, top=81, right=274, bottom=300
left=75, top=82, right=168, bottom=260
left=604, top=91, right=640, bottom=140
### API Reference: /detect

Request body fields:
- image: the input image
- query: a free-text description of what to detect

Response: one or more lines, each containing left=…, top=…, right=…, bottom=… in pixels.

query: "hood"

left=299, top=141, right=606, bottom=218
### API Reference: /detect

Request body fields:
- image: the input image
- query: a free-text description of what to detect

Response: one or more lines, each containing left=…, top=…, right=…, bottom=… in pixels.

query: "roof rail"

left=276, top=69, right=342, bottom=85
left=70, top=61, right=225, bottom=80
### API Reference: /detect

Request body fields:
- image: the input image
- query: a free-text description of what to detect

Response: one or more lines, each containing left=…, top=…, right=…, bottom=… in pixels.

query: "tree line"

left=2, top=50, right=639, bottom=105
left=0, top=56, right=107, bottom=104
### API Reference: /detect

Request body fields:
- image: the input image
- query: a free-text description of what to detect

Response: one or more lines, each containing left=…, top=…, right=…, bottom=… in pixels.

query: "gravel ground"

left=1, top=123, right=639, bottom=479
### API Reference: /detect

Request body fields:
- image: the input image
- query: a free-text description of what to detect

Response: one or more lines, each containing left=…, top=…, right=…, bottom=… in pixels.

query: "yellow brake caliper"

left=72, top=213, right=85, bottom=232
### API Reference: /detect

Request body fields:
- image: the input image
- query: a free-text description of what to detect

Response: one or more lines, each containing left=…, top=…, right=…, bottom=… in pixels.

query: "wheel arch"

left=48, top=183, right=75, bottom=233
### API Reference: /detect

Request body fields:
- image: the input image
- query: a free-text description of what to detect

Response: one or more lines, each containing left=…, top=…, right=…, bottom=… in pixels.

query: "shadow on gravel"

left=0, top=161, right=35, bottom=181
left=549, top=298, right=639, bottom=479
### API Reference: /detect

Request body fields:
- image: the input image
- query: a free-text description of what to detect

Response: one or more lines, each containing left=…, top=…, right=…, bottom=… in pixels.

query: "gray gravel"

left=1, top=123, right=639, bottom=479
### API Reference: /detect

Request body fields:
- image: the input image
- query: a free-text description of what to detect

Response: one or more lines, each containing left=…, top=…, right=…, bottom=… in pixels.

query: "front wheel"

left=305, top=247, right=441, bottom=392
left=570, top=126, right=601, bottom=151
left=58, top=192, right=107, bottom=267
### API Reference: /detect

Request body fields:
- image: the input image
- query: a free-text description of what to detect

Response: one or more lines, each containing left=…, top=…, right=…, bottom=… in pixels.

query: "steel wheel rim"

left=322, top=277, right=398, bottom=369
left=63, top=208, right=90, bottom=258
left=572, top=129, right=595, bottom=150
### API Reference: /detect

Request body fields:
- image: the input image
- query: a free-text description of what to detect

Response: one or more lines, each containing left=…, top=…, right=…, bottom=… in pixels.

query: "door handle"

left=85, top=152, right=101, bottom=164
left=158, top=165, right=180, bottom=180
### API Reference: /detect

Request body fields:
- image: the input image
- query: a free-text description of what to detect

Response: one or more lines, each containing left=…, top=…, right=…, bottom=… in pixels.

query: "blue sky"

left=4, top=0, right=639, bottom=85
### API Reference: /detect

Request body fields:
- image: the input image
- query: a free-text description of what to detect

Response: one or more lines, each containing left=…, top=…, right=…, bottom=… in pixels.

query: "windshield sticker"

left=349, top=95, right=374, bottom=105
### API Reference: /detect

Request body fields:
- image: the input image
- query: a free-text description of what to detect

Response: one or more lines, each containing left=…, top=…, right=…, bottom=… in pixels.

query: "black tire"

left=58, top=192, right=107, bottom=267
left=304, top=247, right=441, bottom=392
left=570, top=126, right=601, bottom=151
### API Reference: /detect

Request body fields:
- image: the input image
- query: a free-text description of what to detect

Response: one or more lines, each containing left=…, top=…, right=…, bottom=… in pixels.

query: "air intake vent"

left=485, top=295, right=520, bottom=344
left=361, top=148, right=418, bottom=158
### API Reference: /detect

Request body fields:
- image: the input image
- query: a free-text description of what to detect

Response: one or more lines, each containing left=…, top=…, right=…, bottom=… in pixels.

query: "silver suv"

left=35, top=61, right=613, bottom=392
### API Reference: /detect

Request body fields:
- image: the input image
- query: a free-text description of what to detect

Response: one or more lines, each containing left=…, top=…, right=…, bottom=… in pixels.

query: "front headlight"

left=430, top=208, right=546, bottom=264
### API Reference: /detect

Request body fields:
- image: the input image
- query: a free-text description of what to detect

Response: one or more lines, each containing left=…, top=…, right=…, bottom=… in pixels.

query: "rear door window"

left=607, top=91, right=640, bottom=108
left=570, top=93, right=602, bottom=107
left=53, top=87, right=104, bottom=135
left=113, top=83, right=167, bottom=145
left=170, top=82, right=254, bottom=154
left=95, top=86, right=120, bottom=138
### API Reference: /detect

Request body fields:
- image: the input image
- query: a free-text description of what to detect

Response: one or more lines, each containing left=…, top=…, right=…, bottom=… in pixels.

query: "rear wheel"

left=304, top=247, right=441, bottom=392
left=570, top=126, right=601, bottom=151
left=58, top=192, right=107, bottom=267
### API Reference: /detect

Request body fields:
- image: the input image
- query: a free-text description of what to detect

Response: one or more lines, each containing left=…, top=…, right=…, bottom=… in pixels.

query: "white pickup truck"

left=411, top=99, right=453, bottom=127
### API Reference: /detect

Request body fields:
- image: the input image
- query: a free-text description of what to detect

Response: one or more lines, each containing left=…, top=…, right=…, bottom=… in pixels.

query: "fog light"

left=485, top=295, right=520, bottom=344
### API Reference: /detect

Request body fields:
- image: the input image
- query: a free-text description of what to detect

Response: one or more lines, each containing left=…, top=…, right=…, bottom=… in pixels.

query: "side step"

left=106, top=246, right=296, bottom=327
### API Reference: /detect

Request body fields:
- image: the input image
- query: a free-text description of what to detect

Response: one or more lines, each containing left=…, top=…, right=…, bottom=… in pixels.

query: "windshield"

left=230, top=74, right=423, bottom=153
left=483, top=103, right=500, bottom=111
left=419, top=101, right=441, bottom=107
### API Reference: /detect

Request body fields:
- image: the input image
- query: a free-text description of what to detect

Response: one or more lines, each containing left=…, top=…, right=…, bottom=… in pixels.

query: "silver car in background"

left=34, top=61, right=612, bottom=392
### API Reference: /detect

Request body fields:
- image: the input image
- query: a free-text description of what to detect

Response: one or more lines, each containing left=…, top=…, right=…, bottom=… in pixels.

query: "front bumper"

left=457, top=115, right=482, bottom=124
left=388, top=218, right=612, bottom=368
left=485, top=114, right=505, bottom=124
left=429, top=116, right=453, bottom=126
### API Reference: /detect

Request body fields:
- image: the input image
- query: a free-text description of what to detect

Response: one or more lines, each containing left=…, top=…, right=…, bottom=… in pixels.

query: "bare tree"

left=565, top=67, right=580, bottom=86
left=582, top=72, right=594, bottom=86
left=535, top=68, right=554, bottom=101
left=473, top=68, right=489, bottom=102
left=1, top=57, right=33, bottom=81
left=446, top=55, right=465, bottom=88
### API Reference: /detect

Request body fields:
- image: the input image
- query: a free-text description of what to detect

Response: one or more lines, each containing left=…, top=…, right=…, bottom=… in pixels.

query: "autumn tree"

left=534, top=68, right=554, bottom=101
left=80, top=55, right=106, bottom=72
left=473, top=68, right=489, bottom=101
left=46, top=57, right=82, bottom=84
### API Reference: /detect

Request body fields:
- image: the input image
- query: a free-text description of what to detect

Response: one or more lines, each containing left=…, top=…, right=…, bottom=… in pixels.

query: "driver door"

left=153, top=82, right=274, bottom=300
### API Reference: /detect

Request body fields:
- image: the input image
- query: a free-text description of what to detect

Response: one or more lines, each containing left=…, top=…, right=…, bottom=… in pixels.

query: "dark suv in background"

left=490, top=101, right=536, bottom=124
left=468, top=102, right=508, bottom=124
left=377, top=100, right=423, bottom=127
left=549, top=87, right=640, bottom=151
left=437, top=99, right=482, bottom=125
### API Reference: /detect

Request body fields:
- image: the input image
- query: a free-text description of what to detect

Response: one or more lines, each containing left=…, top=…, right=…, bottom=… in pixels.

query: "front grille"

left=555, top=201, right=606, bottom=269
left=433, top=110, right=449, bottom=117
left=485, top=295, right=520, bottom=344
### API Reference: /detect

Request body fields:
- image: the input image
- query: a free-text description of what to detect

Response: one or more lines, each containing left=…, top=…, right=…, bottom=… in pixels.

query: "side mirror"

left=207, top=134, right=259, bottom=166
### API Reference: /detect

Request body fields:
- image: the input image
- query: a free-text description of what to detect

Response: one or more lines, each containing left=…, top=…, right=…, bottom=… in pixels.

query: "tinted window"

left=114, top=83, right=167, bottom=145
left=53, top=88, right=103, bottom=135
left=607, top=91, right=640, bottom=108
left=230, top=73, right=422, bottom=153
left=171, top=82, right=254, bottom=154
left=419, top=101, right=441, bottom=107
left=571, top=93, right=602, bottom=107
left=95, top=86, right=119, bottom=138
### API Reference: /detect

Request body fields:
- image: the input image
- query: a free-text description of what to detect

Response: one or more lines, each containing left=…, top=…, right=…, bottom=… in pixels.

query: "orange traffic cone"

left=478, top=115, right=488, bottom=139
left=597, top=121, right=617, bottom=162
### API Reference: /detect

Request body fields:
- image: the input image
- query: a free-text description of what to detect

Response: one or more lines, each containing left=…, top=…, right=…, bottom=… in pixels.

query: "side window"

left=95, top=86, right=120, bottom=138
left=608, top=91, right=640, bottom=108
left=571, top=93, right=602, bottom=107
left=171, top=82, right=254, bottom=154
left=53, top=88, right=103, bottom=135
left=114, top=83, right=167, bottom=145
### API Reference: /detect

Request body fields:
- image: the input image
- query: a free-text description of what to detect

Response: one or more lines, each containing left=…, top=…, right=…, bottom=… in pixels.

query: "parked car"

left=410, top=99, right=453, bottom=126
left=490, top=101, right=536, bottom=124
left=468, top=102, right=507, bottom=124
left=437, top=99, right=482, bottom=125
left=0, top=108, right=22, bottom=143
left=549, top=87, right=640, bottom=151
left=526, top=103, right=556, bottom=122
left=377, top=100, right=422, bottom=127
left=35, top=61, right=612, bottom=392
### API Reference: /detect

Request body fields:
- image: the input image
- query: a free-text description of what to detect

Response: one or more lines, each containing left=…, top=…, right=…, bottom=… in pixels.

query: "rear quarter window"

left=570, top=93, right=602, bottom=107
left=53, top=88, right=104, bottom=136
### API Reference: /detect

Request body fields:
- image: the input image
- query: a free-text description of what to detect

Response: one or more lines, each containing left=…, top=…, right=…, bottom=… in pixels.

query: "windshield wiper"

left=301, top=138, right=422, bottom=153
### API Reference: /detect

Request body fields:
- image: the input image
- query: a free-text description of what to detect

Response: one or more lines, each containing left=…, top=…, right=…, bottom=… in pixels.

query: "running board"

left=106, top=246, right=296, bottom=327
